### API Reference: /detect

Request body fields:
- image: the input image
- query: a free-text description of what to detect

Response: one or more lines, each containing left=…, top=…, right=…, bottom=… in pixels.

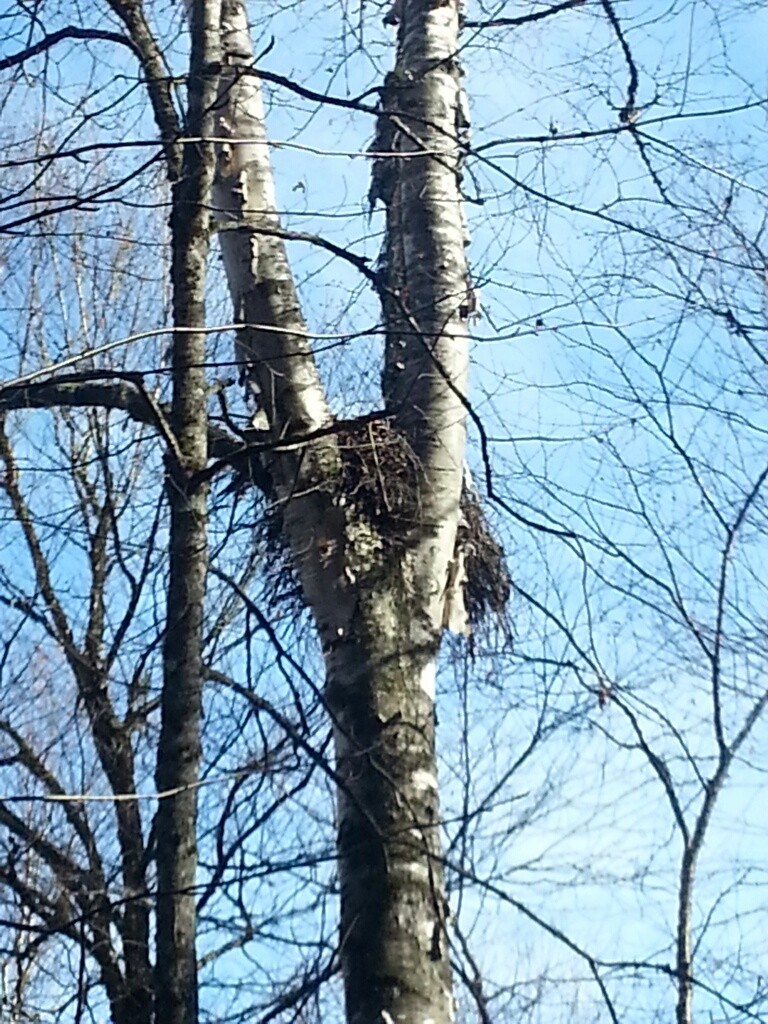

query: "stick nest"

left=251, top=415, right=511, bottom=631
left=337, top=415, right=423, bottom=531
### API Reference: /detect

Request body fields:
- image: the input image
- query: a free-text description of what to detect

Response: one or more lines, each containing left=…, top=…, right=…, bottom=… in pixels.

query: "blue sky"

left=0, top=1, right=767, bottom=1021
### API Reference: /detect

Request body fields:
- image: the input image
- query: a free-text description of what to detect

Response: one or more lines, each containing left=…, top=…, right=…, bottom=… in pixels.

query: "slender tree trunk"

left=214, top=0, right=333, bottom=438
left=154, top=3, right=220, bottom=1022
left=676, top=845, right=694, bottom=1024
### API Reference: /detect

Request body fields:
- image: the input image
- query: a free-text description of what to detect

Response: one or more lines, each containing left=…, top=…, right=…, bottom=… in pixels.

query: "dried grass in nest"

left=252, top=500, right=305, bottom=615
left=334, top=418, right=512, bottom=632
left=248, top=415, right=417, bottom=612
left=460, top=490, right=512, bottom=632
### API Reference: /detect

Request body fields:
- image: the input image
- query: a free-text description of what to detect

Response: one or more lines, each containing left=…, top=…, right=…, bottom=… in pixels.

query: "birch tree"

left=0, top=1, right=766, bottom=1024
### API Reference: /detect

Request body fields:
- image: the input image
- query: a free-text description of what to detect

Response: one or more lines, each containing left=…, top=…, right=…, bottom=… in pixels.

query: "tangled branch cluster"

left=249, top=416, right=511, bottom=631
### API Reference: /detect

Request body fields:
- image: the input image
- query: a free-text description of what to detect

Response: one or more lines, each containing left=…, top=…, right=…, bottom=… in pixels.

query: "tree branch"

left=600, top=0, right=639, bottom=123
left=104, top=0, right=182, bottom=178
left=0, top=26, right=138, bottom=72
left=463, top=0, right=587, bottom=30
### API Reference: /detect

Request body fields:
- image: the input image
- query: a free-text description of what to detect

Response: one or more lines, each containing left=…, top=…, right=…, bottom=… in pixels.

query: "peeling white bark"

left=412, top=768, right=438, bottom=792
left=379, top=0, right=471, bottom=640
left=418, top=657, right=437, bottom=700
left=213, top=0, right=332, bottom=439
left=322, top=4, right=469, bottom=1020
left=212, top=0, right=356, bottom=638
left=326, top=611, right=453, bottom=1024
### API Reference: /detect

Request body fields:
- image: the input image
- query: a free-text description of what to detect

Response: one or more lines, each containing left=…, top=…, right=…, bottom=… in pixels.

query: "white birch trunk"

left=213, top=0, right=332, bottom=440
left=212, top=0, right=354, bottom=634
left=379, top=0, right=471, bottom=637
left=326, top=5, right=470, bottom=1020
left=323, top=579, right=454, bottom=1024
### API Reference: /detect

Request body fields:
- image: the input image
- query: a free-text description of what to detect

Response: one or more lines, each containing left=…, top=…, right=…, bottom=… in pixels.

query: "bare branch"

left=0, top=26, right=138, bottom=73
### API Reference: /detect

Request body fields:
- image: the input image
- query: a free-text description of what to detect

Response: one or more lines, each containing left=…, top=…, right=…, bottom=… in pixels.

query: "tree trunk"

left=214, top=0, right=333, bottom=440
left=325, top=586, right=453, bottom=1024
left=154, top=2, right=220, bottom=1022
left=210, top=3, right=469, bottom=1022
left=326, top=4, right=470, bottom=1017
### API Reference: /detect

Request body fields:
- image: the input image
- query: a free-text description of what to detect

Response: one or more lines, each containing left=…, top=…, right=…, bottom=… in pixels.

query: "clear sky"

left=0, top=1, right=766, bottom=1022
